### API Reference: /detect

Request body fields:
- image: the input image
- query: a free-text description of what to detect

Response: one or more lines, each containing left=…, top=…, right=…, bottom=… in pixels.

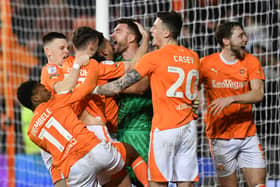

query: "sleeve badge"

left=47, top=66, right=57, bottom=74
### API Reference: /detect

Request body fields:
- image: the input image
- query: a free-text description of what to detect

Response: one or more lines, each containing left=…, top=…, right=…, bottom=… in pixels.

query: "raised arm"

left=70, top=59, right=99, bottom=102
left=123, top=22, right=149, bottom=72
left=120, top=22, right=150, bottom=94
left=54, top=55, right=90, bottom=93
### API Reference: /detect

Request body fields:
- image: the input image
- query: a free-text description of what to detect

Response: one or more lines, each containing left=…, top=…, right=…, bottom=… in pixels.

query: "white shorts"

left=41, top=149, right=52, bottom=171
left=87, top=125, right=116, bottom=142
left=148, top=121, right=199, bottom=182
left=209, top=135, right=266, bottom=177
left=68, top=141, right=126, bottom=186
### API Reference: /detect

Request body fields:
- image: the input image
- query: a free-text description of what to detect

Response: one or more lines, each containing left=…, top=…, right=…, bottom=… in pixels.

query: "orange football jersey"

left=63, top=56, right=125, bottom=130
left=28, top=93, right=101, bottom=180
left=200, top=52, right=265, bottom=139
left=41, top=58, right=100, bottom=117
left=41, top=63, right=64, bottom=95
left=135, top=45, right=200, bottom=131
left=39, top=57, right=99, bottom=183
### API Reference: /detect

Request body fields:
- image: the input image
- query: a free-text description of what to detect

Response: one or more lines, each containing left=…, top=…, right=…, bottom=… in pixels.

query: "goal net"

left=0, top=0, right=279, bottom=186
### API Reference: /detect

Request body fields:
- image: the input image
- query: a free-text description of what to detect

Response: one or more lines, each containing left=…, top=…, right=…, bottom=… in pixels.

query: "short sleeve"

left=134, top=53, right=155, bottom=77
left=40, top=65, right=64, bottom=92
left=247, top=55, right=265, bottom=81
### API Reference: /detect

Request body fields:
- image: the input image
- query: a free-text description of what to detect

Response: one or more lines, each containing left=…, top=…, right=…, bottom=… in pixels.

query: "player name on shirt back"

left=173, top=55, right=194, bottom=64
left=31, top=108, right=52, bottom=136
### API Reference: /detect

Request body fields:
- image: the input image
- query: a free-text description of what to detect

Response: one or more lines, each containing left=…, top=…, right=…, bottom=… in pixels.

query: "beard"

left=113, top=41, right=126, bottom=57
left=230, top=44, right=246, bottom=60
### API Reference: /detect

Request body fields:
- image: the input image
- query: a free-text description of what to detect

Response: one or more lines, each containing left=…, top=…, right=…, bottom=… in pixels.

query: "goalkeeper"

left=111, top=18, right=153, bottom=187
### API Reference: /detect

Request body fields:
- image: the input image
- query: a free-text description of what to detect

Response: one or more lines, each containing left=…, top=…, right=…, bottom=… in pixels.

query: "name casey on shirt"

left=173, top=56, right=194, bottom=64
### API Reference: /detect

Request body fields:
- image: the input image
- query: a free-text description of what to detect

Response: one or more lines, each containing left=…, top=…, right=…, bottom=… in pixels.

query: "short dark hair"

left=17, top=80, right=39, bottom=110
left=72, top=26, right=101, bottom=50
left=42, top=32, right=67, bottom=47
left=116, top=18, right=142, bottom=44
left=215, top=21, right=244, bottom=48
left=157, top=11, right=182, bottom=39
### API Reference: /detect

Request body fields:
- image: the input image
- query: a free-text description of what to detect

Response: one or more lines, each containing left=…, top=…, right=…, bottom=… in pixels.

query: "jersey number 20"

left=166, top=66, right=199, bottom=100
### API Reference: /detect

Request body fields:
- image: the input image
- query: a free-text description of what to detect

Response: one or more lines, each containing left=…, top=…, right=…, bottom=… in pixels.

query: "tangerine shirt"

left=39, top=57, right=99, bottom=182
left=134, top=45, right=200, bottom=131
left=41, top=63, right=64, bottom=95
left=63, top=56, right=125, bottom=132
left=41, top=58, right=100, bottom=116
left=28, top=92, right=101, bottom=180
left=200, top=52, right=265, bottom=139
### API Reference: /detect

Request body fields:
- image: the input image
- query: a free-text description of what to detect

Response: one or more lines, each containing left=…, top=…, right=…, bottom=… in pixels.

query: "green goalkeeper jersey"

left=116, top=56, right=152, bottom=186
left=117, top=91, right=153, bottom=160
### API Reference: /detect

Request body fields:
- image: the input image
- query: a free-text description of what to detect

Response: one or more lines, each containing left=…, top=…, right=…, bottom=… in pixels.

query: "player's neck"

left=47, top=59, right=61, bottom=66
left=75, top=50, right=86, bottom=58
left=32, top=102, right=41, bottom=111
left=121, top=44, right=138, bottom=61
left=159, top=39, right=177, bottom=49
left=221, top=49, right=238, bottom=62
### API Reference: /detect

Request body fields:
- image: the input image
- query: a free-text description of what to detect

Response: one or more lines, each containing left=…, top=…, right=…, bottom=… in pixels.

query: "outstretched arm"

left=94, top=69, right=142, bottom=96
left=122, top=76, right=149, bottom=95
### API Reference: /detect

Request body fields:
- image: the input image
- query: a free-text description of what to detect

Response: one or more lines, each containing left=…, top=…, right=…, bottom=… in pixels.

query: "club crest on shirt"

left=47, top=66, right=57, bottom=74
left=239, top=67, right=247, bottom=76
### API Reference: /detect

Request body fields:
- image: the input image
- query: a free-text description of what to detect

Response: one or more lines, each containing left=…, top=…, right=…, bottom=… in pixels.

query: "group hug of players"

left=17, top=11, right=267, bottom=187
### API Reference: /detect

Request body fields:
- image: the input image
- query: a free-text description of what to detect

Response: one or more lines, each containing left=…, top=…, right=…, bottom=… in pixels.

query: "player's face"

left=150, top=18, right=165, bottom=48
left=47, top=38, right=69, bottom=66
left=111, top=23, right=129, bottom=55
left=101, top=39, right=114, bottom=60
left=229, top=26, right=248, bottom=60
left=34, top=84, right=51, bottom=104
